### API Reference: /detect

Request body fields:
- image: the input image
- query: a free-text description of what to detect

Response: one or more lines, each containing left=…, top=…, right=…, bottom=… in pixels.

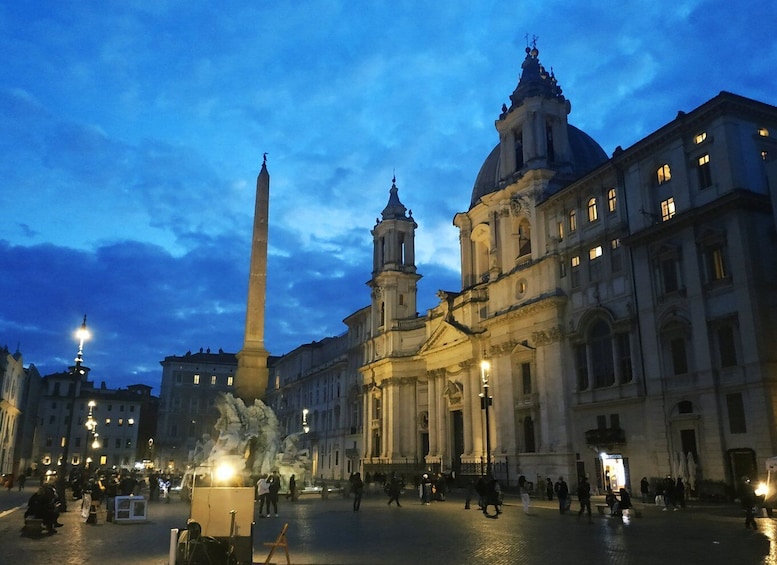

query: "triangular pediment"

left=419, top=319, right=475, bottom=355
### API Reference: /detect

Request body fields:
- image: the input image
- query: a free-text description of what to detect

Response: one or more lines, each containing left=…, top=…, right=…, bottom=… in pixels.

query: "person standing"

left=546, top=477, right=554, bottom=501
left=640, top=477, right=650, bottom=503
left=256, top=474, right=270, bottom=517
left=740, top=476, right=759, bottom=530
left=267, top=472, right=281, bottom=517
left=351, top=472, right=364, bottom=511
left=555, top=476, right=569, bottom=514
left=577, top=476, right=592, bottom=522
left=518, top=475, right=531, bottom=514
left=464, top=478, right=475, bottom=510
left=287, top=474, right=297, bottom=502
left=18, top=473, right=26, bottom=492
left=662, top=476, right=677, bottom=511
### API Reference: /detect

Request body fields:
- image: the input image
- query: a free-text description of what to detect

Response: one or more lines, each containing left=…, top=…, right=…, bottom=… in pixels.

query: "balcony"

left=585, top=427, right=626, bottom=447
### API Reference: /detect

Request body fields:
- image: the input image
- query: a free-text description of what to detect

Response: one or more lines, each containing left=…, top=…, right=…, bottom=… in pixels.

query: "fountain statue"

left=189, top=393, right=311, bottom=490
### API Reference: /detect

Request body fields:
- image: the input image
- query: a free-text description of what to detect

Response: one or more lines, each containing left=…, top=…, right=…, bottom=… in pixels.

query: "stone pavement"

left=1, top=485, right=776, bottom=564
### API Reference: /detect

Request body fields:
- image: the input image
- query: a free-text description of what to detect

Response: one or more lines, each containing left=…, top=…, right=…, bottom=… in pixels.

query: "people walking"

left=555, top=476, right=569, bottom=514
left=387, top=473, right=403, bottom=507
left=18, top=473, right=26, bottom=491
left=482, top=476, right=502, bottom=518
left=518, top=475, right=531, bottom=514
left=577, top=476, right=592, bottom=522
left=351, top=472, right=364, bottom=511
left=267, top=472, right=281, bottom=517
left=256, top=474, right=270, bottom=517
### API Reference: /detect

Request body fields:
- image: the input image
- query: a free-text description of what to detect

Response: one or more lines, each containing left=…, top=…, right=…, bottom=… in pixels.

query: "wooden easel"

left=263, top=523, right=291, bottom=564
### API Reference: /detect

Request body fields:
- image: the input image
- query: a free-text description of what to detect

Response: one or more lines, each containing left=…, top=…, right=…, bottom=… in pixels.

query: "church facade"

left=268, top=46, right=777, bottom=494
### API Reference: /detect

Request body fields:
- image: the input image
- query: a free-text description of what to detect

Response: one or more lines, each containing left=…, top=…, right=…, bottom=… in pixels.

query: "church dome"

left=470, top=124, right=608, bottom=209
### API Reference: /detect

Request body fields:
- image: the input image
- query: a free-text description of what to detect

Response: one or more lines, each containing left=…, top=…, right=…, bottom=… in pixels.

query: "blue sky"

left=1, top=1, right=776, bottom=393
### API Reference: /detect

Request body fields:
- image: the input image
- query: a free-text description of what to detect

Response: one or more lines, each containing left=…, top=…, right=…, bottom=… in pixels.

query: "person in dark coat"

left=546, top=477, right=554, bottom=501
left=351, top=472, right=364, bottom=511
left=640, top=477, right=650, bottom=503
left=577, top=477, right=592, bottom=522
left=554, top=476, right=569, bottom=514
left=26, top=485, right=62, bottom=532
left=387, top=473, right=403, bottom=507
left=740, top=476, right=760, bottom=530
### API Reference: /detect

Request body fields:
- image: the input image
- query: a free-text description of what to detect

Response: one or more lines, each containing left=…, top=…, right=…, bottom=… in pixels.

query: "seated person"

left=25, top=485, right=62, bottom=531
left=613, top=487, right=632, bottom=516
left=605, top=488, right=618, bottom=514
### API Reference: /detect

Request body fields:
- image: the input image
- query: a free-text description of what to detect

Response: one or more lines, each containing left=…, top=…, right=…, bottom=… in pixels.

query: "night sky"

left=1, top=1, right=776, bottom=393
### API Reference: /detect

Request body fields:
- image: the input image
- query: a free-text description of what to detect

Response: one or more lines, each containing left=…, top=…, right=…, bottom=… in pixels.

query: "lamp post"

left=56, top=315, right=90, bottom=511
left=479, top=360, right=493, bottom=477
left=84, top=400, right=98, bottom=471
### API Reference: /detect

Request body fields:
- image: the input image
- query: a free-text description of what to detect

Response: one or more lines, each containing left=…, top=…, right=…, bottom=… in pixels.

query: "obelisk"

left=235, top=154, right=271, bottom=402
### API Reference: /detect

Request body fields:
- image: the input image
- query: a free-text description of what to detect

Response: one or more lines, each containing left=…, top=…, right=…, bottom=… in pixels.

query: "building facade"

left=0, top=346, right=28, bottom=475
left=356, top=45, right=777, bottom=493
left=155, top=348, right=239, bottom=472
left=33, top=367, right=153, bottom=474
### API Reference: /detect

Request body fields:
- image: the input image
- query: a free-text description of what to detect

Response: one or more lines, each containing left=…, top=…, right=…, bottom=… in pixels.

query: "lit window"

left=589, top=246, right=603, bottom=260
left=697, top=154, right=712, bottom=189
left=762, top=151, right=769, bottom=161
left=657, top=164, right=672, bottom=185
left=758, top=128, right=769, bottom=137
left=128, top=418, right=135, bottom=426
left=611, top=238, right=622, bottom=272
left=557, top=221, right=564, bottom=241
left=105, top=418, right=111, bottom=426
left=571, top=256, right=580, bottom=267
left=571, top=255, right=580, bottom=287
left=118, top=418, right=124, bottom=426
left=694, top=132, right=707, bottom=144
left=211, top=375, right=217, bottom=385
left=193, top=374, right=200, bottom=385
left=660, top=198, right=676, bottom=221
left=227, top=376, right=234, bottom=387
left=607, top=188, right=616, bottom=213
left=587, top=198, right=598, bottom=222
left=569, top=210, right=577, bottom=231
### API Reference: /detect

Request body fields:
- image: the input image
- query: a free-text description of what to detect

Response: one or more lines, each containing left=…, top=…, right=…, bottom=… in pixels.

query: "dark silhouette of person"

left=577, top=477, right=592, bottom=522
left=351, top=472, right=364, bottom=511
left=387, top=473, right=403, bottom=506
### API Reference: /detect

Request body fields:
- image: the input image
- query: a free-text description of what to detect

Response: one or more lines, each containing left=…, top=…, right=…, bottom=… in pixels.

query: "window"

left=701, top=241, right=728, bottom=283
left=660, top=197, right=676, bottom=221
left=518, top=219, right=531, bottom=257
left=658, top=256, right=681, bottom=294
left=589, top=246, right=603, bottom=281
left=546, top=123, right=555, bottom=163
left=211, top=375, right=217, bottom=385
left=762, top=151, right=769, bottom=161
left=118, top=418, right=124, bottom=426
left=657, top=164, right=672, bottom=185
left=590, top=321, right=615, bottom=388
left=587, top=197, right=598, bottom=222
left=193, top=374, right=200, bottom=385
left=227, top=376, right=234, bottom=387
left=576, top=344, right=588, bottom=390
left=670, top=337, right=688, bottom=375
left=105, top=418, right=111, bottom=426
left=557, top=221, right=564, bottom=241
left=521, top=363, right=531, bottom=395
left=758, top=127, right=769, bottom=137
left=115, top=438, right=122, bottom=448
left=697, top=154, right=712, bottom=189
left=616, top=333, right=633, bottom=383
left=694, top=132, right=707, bottom=144
left=514, top=131, right=524, bottom=169
left=607, top=188, right=617, bottom=213
left=726, top=393, right=747, bottom=433
left=569, top=210, right=577, bottom=232
left=716, top=324, right=738, bottom=368
left=571, top=255, right=581, bottom=287
left=175, top=373, right=183, bottom=385
left=610, top=239, right=622, bottom=272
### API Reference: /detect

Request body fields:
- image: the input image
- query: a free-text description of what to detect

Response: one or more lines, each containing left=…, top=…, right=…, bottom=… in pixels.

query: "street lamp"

left=56, top=315, right=90, bottom=511
left=84, top=400, right=98, bottom=471
left=479, top=360, right=493, bottom=477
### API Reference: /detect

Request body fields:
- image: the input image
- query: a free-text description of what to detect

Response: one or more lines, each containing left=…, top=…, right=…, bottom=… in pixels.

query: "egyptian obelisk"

left=235, top=154, right=271, bottom=402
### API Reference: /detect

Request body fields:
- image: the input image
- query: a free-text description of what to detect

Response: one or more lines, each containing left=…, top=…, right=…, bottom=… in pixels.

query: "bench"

left=263, top=523, right=291, bottom=565
left=595, top=503, right=609, bottom=515
left=22, top=518, right=46, bottom=536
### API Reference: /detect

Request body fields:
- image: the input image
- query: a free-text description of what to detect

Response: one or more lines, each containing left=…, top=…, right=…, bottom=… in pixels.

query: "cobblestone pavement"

left=1, top=486, right=776, bottom=564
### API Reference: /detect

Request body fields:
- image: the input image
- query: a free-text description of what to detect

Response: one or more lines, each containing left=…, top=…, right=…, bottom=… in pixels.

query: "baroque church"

left=266, top=44, right=777, bottom=494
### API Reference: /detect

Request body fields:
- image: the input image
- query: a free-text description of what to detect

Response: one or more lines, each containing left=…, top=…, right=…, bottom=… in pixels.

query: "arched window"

left=587, top=197, right=598, bottom=222
left=518, top=219, right=532, bottom=257
left=607, top=188, right=617, bottom=213
left=569, top=209, right=577, bottom=232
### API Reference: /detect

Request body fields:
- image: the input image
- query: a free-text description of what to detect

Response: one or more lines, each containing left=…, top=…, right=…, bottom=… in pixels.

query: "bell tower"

left=368, top=176, right=421, bottom=333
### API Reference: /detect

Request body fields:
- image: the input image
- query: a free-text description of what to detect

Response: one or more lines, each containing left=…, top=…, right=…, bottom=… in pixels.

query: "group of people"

left=255, top=471, right=284, bottom=517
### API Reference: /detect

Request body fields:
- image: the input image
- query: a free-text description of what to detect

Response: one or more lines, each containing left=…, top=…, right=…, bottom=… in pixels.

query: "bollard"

left=169, top=528, right=179, bottom=565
